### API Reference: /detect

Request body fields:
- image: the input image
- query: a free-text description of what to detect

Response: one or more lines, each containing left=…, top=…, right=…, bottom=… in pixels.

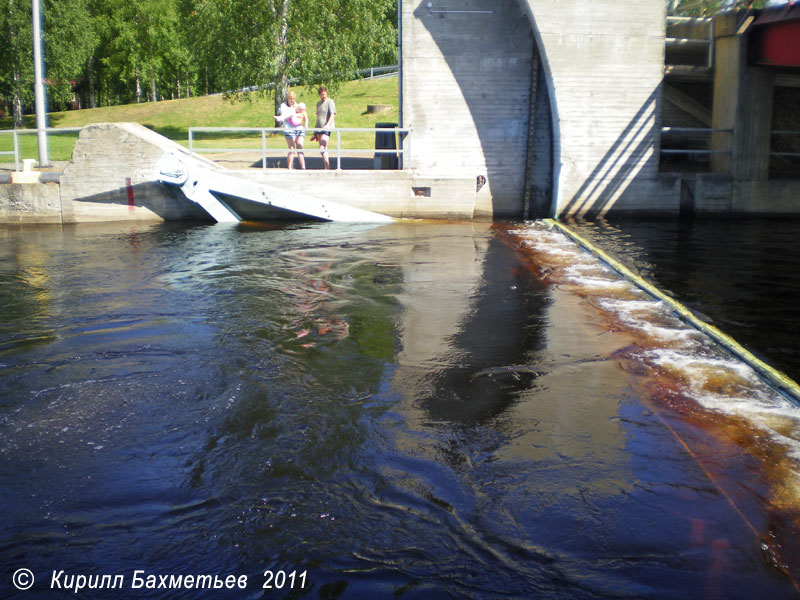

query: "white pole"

left=32, top=0, right=49, bottom=167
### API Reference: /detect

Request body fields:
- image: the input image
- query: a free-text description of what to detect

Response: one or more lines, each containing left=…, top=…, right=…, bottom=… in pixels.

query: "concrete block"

left=0, top=183, right=62, bottom=224
left=60, top=123, right=215, bottom=223
left=695, top=173, right=733, bottom=216
left=760, top=180, right=800, bottom=215
left=9, top=171, right=42, bottom=184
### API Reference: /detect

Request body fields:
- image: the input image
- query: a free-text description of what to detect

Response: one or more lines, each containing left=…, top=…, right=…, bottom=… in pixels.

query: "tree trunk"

left=12, top=85, right=23, bottom=129
left=135, top=68, right=142, bottom=103
left=87, top=56, right=97, bottom=108
left=8, top=0, right=23, bottom=128
left=273, top=0, right=291, bottom=114
left=150, top=76, right=157, bottom=102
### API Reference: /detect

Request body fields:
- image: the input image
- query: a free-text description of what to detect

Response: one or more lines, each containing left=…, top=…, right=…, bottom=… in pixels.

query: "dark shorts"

left=314, top=130, right=331, bottom=138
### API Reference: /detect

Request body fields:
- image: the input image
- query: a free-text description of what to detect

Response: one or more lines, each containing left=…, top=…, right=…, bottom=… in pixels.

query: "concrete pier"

left=1, top=122, right=477, bottom=224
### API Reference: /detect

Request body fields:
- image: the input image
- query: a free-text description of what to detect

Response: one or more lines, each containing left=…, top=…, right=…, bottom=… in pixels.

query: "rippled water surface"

left=566, top=219, right=800, bottom=383
left=1, top=220, right=799, bottom=598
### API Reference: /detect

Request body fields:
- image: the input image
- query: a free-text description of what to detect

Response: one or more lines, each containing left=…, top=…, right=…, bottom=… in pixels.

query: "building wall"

left=514, top=0, right=675, bottom=217
left=401, top=0, right=536, bottom=217
left=402, top=0, right=679, bottom=218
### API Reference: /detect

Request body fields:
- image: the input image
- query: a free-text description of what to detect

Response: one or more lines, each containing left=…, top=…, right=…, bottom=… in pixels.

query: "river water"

left=1, top=219, right=799, bottom=598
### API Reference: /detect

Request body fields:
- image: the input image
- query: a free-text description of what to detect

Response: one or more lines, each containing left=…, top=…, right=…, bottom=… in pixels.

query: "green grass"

left=0, top=76, right=400, bottom=162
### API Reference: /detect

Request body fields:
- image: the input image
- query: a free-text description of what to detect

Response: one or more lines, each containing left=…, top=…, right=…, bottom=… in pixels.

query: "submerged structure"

left=2, top=1, right=800, bottom=223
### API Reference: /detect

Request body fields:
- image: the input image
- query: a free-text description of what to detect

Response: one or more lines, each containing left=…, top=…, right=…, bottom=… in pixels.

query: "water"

left=564, top=219, right=800, bottom=383
left=1, top=219, right=799, bottom=598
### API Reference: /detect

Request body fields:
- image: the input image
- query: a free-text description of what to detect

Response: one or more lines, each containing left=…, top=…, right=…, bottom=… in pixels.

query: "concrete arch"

left=514, top=0, right=561, bottom=218
left=402, top=0, right=552, bottom=218
left=520, top=0, right=671, bottom=218
left=402, top=0, right=677, bottom=219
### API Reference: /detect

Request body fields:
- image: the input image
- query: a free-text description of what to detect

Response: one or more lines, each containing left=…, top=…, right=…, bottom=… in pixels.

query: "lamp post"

left=32, top=0, right=49, bottom=167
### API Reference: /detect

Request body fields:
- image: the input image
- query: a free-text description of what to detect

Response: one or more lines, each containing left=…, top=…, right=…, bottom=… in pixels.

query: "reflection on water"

left=1, top=221, right=799, bottom=598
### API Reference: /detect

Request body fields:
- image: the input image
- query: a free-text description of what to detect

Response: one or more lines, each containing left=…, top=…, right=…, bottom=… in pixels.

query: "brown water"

left=1, top=220, right=798, bottom=598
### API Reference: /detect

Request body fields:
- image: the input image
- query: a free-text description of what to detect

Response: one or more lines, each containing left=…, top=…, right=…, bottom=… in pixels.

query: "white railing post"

left=13, top=130, right=20, bottom=172
left=262, top=129, right=267, bottom=169
left=189, top=128, right=194, bottom=154
left=336, top=129, right=342, bottom=170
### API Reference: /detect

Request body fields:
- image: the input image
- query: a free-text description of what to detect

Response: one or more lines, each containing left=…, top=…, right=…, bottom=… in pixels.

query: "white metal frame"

left=0, top=127, right=82, bottom=171
left=188, top=126, right=411, bottom=170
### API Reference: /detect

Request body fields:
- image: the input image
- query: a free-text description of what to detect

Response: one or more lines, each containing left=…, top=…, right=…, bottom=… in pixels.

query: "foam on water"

left=509, top=223, right=800, bottom=480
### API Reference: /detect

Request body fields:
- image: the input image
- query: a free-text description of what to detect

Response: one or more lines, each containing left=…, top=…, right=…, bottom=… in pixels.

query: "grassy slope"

left=1, top=77, right=399, bottom=162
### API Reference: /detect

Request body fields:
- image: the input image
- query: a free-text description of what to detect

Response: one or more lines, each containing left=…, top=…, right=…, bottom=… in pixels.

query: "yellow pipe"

left=542, top=218, right=800, bottom=405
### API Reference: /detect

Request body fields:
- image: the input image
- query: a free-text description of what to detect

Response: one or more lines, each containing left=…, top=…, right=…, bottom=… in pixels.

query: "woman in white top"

left=274, top=92, right=307, bottom=170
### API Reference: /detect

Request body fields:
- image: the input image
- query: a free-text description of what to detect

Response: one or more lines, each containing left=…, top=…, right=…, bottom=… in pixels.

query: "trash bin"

left=374, top=122, right=399, bottom=170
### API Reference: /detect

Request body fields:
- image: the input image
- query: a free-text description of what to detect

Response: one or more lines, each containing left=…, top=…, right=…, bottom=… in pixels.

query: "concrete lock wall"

left=402, top=0, right=679, bottom=219
left=59, top=123, right=209, bottom=223
left=0, top=122, right=479, bottom=224
left=518, top=0, right=679, bottom=218
left=401, top=0, right=536, bottom=218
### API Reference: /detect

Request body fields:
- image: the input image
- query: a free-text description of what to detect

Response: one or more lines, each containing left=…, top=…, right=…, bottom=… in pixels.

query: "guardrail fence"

left=0, top=128, right=82, bottom=171
left=188, top=126, right=411, bottom=170
left=660, top=126, right=732, bottom=172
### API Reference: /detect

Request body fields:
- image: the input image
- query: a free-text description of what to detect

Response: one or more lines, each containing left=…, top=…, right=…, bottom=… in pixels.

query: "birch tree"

left=191, top=0, right=397, bottom=112
left=0, top=0, right=33, bottom=127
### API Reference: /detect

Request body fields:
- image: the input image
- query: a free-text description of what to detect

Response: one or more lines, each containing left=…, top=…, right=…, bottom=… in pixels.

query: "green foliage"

left=44, top=0, right=96, bottom=109
left=670, top=0, right=769, bottom=16
left=193, top=0, right=397, bottom=112
left=0, top=0, right=34, bottom=126
left=0, top=0, right=397, bottom=124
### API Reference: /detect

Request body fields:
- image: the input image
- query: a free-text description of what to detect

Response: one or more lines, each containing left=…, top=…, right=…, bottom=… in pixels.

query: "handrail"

left=0, top=134, right=18, bottom=172
left=660, top=126, right=732, bottom=156
left=665, top=14, right=715, bottom=69
left=666, top=16, right=713, bottom=23
left=665, top=37, right=712, bottom=45
left=662, top=127, right=731, bottom=134
left=188, top=126, right=411, bottom=170
left=771, top=130, right=800, bottom=158
left=0, top=127, right=82, bottom=172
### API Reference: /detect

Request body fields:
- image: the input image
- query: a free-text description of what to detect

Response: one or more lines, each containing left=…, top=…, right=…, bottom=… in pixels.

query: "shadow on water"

left=413, top=237, right=549, bottom=426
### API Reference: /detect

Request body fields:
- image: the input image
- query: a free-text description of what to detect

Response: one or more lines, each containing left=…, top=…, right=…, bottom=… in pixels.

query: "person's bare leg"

left=319, top=134, right=330, bottom=170
left=297, top=138, right=306, bottom=169
left=286, top=138, right=296, bottom=170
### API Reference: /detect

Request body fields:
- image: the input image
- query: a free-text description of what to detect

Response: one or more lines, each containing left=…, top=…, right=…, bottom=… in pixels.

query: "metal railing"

left=665, top=16, right=714, bottom=70
left=660, top=126, right=732, bottom=156
left=188, top=126, right=411, bottom=170
left=0, top=131, right=20, bottom=172
left=771, top=130, right=800, bottom=158
left=0, top=127, right=82, bottom=171
left=356, top=65, right=398, bottom=80
left=227, top=65, right=398, bottom=95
